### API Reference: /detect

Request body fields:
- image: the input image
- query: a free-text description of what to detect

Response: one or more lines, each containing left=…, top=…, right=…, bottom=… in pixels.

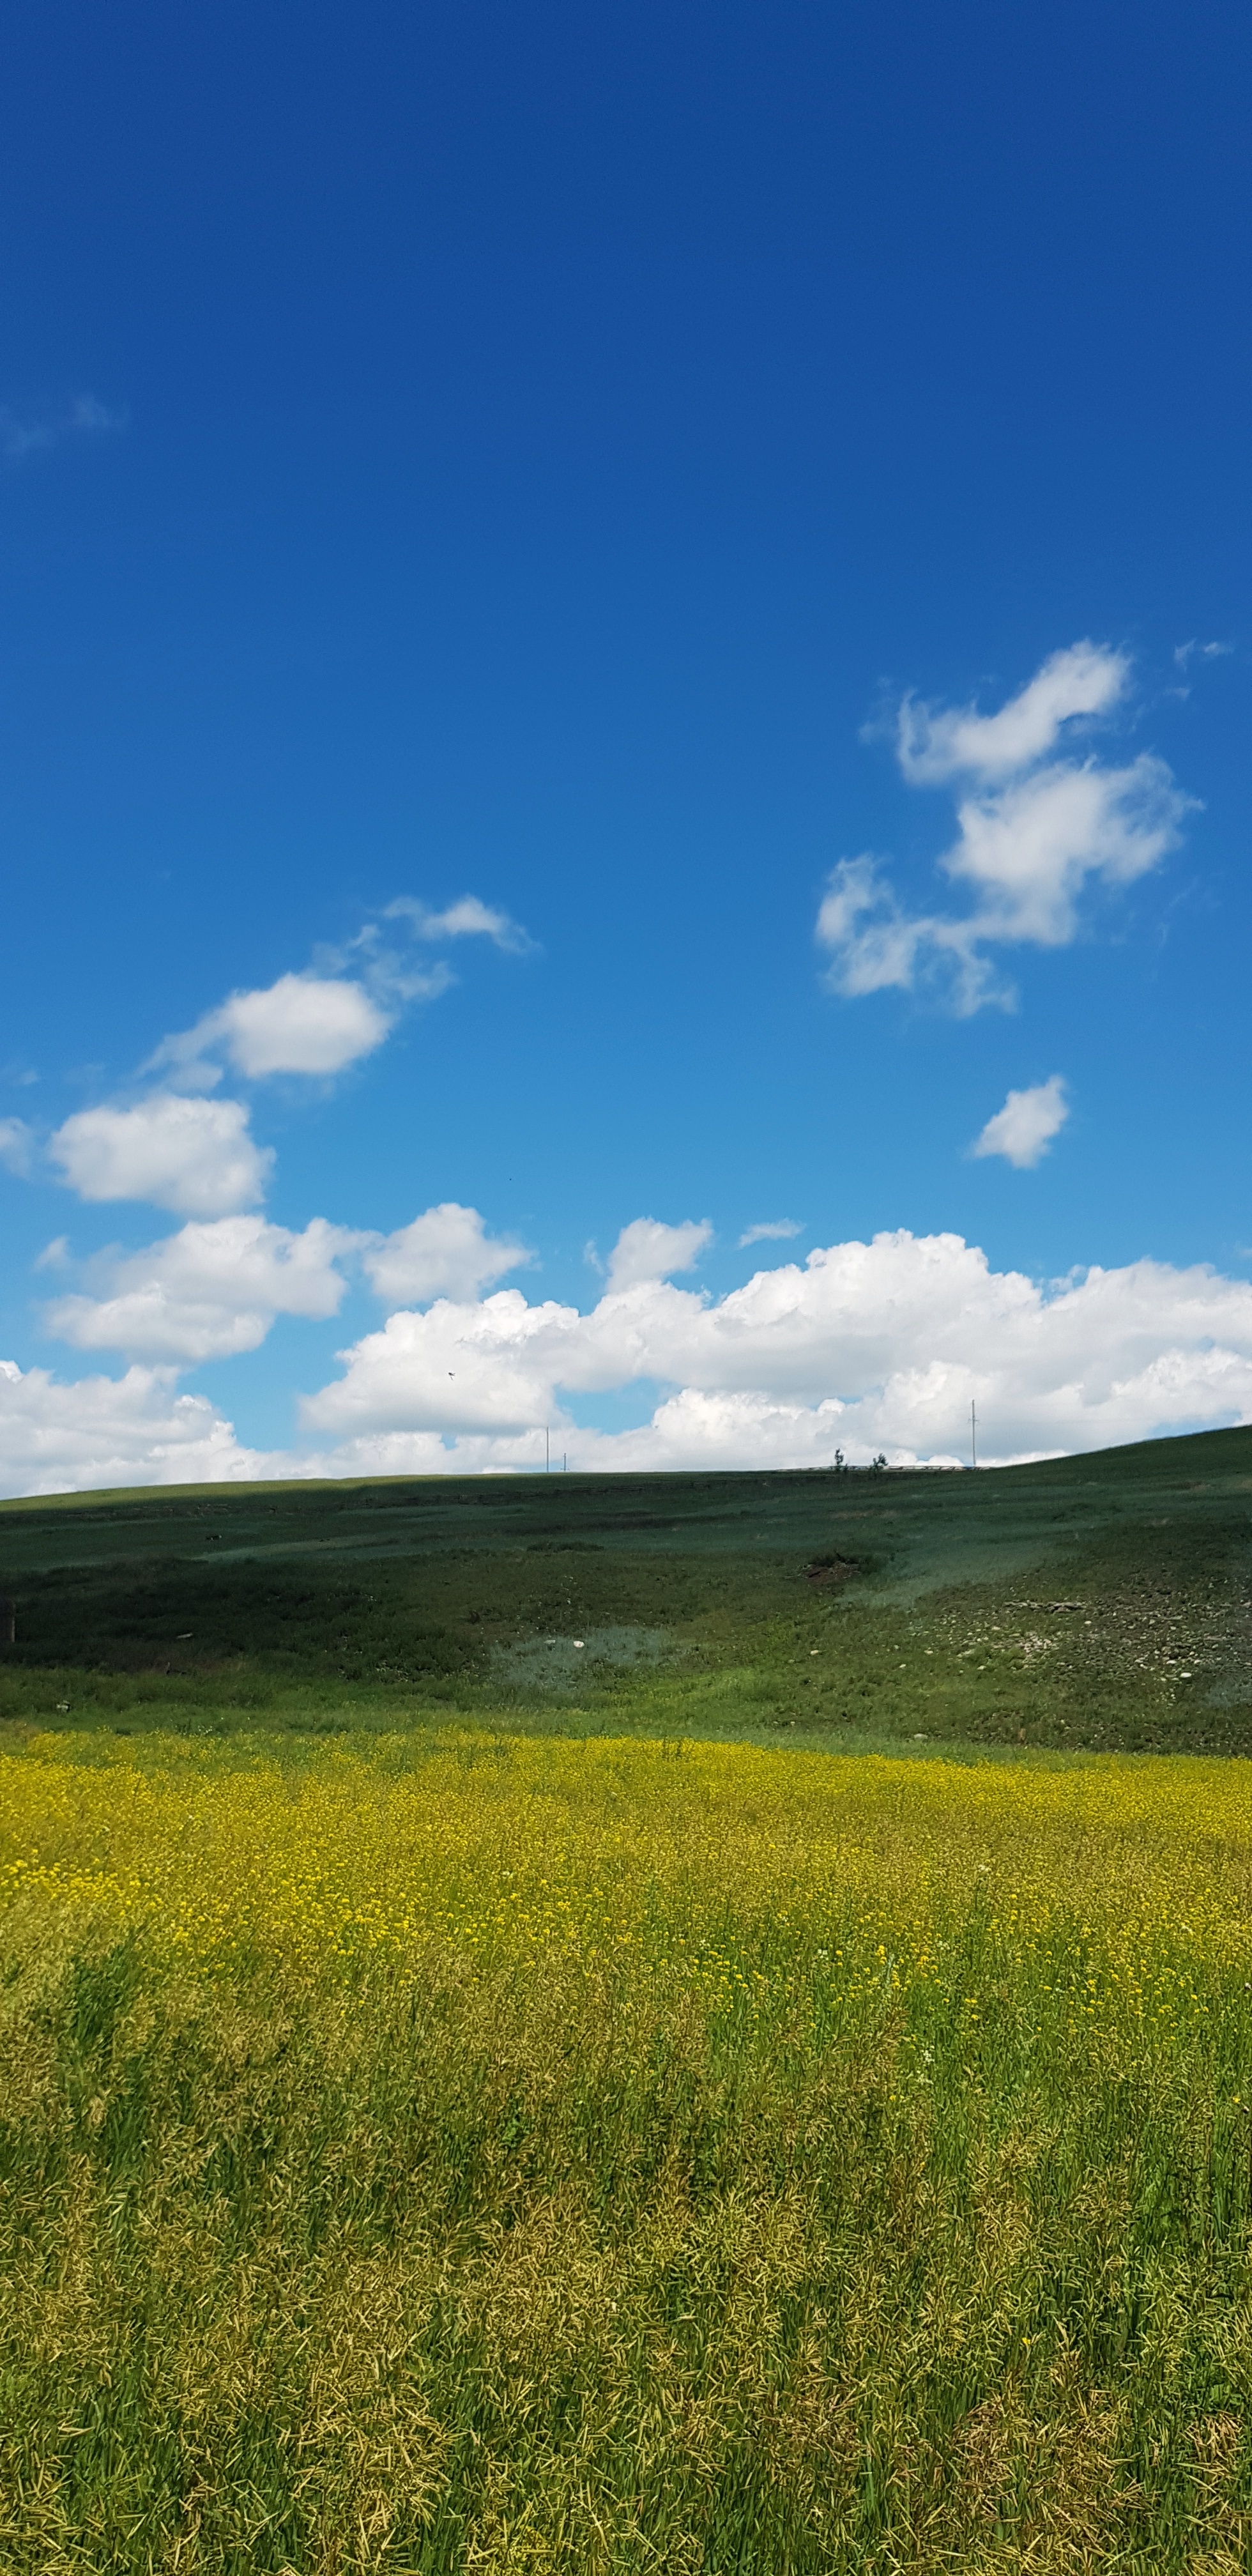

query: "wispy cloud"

left=0, top=1117, right=33, bottom=1176
left=149, top=893, right=535, bottom=1091
left=894, top=641, right=1129, bottom=784
left=819, top=644, right=1195, bottom=1014
left=329, top=892, right=537, bottom=1012
left=0, top=394, right=128, bottom=461
left=383, top=895, right=537, bottom=954
left=739, top=1219, right=803, bottom=1247
left=971, top=1075, right=1069, bottom=1170
left=1174, top=639, right=1232, bottom=669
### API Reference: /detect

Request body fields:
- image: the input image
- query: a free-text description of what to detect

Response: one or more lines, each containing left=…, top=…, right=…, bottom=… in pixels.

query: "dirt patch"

left=491, top=1625, right=681, bottom=1696
left=804, top=1555, right=860, bottom=1589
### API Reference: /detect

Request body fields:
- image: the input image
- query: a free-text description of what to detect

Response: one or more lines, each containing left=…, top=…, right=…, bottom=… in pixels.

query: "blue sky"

left=1, top=0, right=1249, bottom=1490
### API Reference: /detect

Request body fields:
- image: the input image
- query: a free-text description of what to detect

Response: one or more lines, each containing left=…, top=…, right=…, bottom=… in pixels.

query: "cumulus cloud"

left=820, top=643, right=1195, bottom=1014
left=153, top=973, right=393, bottom=1085
left=45, top=1216, right=360, bottom=1364
left=605, top=1218, right=712, bottom=1290
left=972, top=1077, right=1069, bottom=1170
left=149, top=898, right=535, bottom=1091
left=944, top=757, right=1186, bottom=944
left=0, top=1117, right=33, bottom=1176
left=0, top=1360, right=261, bottom=1499
left=50, top=1095, right=272, bottom=1217
left=303, top=1298, right=569, bottom=1440
left=362, top=1202, right=530, bottom=1305
left=739, top=1220, right=804, bottom=1247
left=38, top=1200, right=529, bottom=1368
left=10, top=1222, right=1252, bottom=1493
left=298, top=1228, right=1252, bottom=1472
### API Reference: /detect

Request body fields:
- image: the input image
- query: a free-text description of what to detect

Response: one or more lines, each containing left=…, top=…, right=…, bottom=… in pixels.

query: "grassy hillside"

left=5, top=1430, right=1252, bottom=2568
left=2, top=1423, right=1249, bottom=1754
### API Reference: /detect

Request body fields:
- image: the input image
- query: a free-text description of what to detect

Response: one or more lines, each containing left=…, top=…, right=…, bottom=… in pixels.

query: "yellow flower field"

left=2, top=1726, right=1251, bottom=2570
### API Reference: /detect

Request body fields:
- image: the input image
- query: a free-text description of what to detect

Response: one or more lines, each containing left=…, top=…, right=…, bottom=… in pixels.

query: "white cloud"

left=362, top=1202, right=530, bottom=1305
left=298, top=1228, right=1252, bottom=1472
left=40, top=1200, right=528, bottom=1371
left=816, top=857, right=929, bottom=997
left=820, top=645, right=1195, bottom=1014
left=148, top=898, right=535, bottom=1091
left=302, top=1297, right=570, bottom=1439
left=1174, top=640, right=1232, bottom=669
left=10, top=1223, right=1252, bottom=1494
left=739, top=1220, right=804, bottom=1247
left=896, top=641, right=1129, bottom=783
left=0, top=1361, right=261, bottom=1499
left=384, top=894, right=536, bottom=954
left=972, top=1076, right=1069, bottom=1169
left=0, top=1117, right=33, bottom=1176
left=45, top=1216, right=359, bottom=1363
left=605, top=1218, right=712, bottom=1291
left=155, top=973, right=393, bottom=1084
left=1, top=394, right=128, bottom=462
left=50, top=1095, right=272, bottom=1218
left=945, top=757, right=1186, bottom=944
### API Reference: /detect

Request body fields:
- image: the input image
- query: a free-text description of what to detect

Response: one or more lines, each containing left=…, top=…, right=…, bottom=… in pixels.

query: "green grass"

left=2, top=1430, right=1252, bottom=2568
left=1, top=1423, right=1249, bottom=1755
left=4, top=1723, right=1252, bottom=2570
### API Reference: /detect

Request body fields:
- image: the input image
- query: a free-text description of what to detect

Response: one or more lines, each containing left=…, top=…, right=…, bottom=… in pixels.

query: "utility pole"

left=545, top=1425, right=550, bottom=1473
left=971, top=1400, right=977, bottom=1471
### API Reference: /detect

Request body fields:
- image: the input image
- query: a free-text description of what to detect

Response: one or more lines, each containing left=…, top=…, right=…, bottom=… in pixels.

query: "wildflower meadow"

left=3, top=1720, right=1252, bottom=2570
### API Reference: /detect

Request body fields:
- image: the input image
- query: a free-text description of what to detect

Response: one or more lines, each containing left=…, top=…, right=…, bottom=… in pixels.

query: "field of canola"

left=3, top=1724, right=1252, bottom=2572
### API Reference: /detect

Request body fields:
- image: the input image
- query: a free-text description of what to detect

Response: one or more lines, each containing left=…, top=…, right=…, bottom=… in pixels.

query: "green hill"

left=2, top=1422, right=1250, bottom=1753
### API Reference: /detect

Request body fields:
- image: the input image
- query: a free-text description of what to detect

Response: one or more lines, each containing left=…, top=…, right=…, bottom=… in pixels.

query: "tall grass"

left=2, top=1726, right=1251, bottom=2570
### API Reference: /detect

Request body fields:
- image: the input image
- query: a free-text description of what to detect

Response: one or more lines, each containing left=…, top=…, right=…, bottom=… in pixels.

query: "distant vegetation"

left=1, top=1429, right=1251, bottom=2567
left=1, top=1422, right=1249, bottom=1754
